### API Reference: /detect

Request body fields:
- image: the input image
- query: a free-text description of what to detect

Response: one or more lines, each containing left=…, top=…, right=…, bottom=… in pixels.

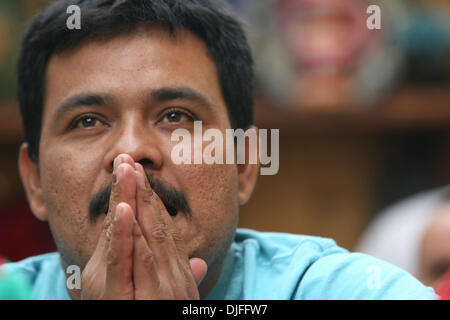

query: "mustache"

left=89, top=171, right=191, bottom=223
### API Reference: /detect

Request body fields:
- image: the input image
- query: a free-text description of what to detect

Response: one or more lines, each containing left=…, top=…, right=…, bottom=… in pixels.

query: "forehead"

left=43, top=27, right=227, bottom=120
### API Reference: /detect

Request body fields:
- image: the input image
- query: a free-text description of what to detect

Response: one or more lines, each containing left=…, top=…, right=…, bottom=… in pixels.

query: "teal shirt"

left=0, top=268, right=34, bottom=300
left=2, top=228, right=436, bottom=300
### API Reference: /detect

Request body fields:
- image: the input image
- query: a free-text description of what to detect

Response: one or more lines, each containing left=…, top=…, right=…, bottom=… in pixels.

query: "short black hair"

left=17, top=0, right=254, bottom=161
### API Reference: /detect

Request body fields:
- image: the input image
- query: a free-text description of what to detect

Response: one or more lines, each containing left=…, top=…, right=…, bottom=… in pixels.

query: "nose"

left=104, top=116, right=163, bottom=173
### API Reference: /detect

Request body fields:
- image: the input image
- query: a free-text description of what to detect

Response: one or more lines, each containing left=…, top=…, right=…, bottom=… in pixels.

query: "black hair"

left=17, top=0, right=254, bottom=161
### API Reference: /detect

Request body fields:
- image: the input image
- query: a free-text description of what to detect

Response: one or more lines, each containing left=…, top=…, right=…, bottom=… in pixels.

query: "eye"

left=72, top=114, right=105, bottom=129
left=161, top=109, right=195, bottom=124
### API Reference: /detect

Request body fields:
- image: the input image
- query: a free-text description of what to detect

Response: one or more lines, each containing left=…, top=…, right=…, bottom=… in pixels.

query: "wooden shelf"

left=254, top=85, right=450, bottom=134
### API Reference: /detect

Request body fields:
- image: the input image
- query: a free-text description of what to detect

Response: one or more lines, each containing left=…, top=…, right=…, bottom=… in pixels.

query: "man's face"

left=25, top=28, right=250, bottom=277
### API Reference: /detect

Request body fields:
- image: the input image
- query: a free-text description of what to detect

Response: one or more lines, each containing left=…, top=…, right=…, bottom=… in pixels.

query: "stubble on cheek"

left=39, top=153, right=98, bottom=268
left=180, top=162, right=240, bottom=269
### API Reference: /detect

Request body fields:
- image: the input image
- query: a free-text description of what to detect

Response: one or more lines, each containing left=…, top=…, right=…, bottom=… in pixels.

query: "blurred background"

left=1, top=0, right=450, bottom=288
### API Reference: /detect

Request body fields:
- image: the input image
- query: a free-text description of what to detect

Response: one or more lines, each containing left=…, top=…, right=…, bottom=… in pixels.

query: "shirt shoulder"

left=2, top=252, right=70, bottom=300
left=297, top=250, right=436, bottom=299
left=206, top=228, right=346, bottom=299
left=206, top=229, right=436, bottom=300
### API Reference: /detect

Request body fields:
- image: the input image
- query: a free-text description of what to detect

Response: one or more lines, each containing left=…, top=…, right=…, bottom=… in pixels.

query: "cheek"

left=39, top=147, right=102, bottom=265
left=179, top=162, right=239, bottom=259
left=40, top=147, right=95, bottom=213
left=189, top=164, right=238, bottom=215
left=161, top=127, right=240, bottom=259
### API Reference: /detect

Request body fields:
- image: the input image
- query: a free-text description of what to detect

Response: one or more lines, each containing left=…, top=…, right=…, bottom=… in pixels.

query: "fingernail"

left=114, top=155, right=124, bottom=173
left=116, top=165, right=124, bottom=183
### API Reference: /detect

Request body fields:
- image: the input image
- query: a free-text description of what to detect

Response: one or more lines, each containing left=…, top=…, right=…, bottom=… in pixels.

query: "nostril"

left=138, top=158, right=153, bottom=167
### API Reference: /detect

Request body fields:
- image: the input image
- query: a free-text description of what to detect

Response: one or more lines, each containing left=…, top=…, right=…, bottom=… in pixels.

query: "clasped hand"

left=80, top=154, right=207, bottom=299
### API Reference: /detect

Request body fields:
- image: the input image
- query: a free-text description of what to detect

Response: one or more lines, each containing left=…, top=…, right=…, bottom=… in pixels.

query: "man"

left=3, top=0, right=436, bottom=299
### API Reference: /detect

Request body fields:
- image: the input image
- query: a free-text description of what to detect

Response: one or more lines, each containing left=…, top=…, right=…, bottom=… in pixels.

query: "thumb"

left=189, top=258, right=208, bottom=286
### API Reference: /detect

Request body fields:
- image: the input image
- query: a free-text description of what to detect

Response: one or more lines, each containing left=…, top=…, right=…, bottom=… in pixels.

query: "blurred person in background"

left=356, top=186, right=450, bottom=292
left=240, top=0, right=450, bottom=111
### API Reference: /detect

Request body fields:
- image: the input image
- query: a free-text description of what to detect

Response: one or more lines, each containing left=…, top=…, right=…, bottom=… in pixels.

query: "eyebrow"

left=52, top=93, right=111, bottom=124
left=149, top=87, right=214, bottom=110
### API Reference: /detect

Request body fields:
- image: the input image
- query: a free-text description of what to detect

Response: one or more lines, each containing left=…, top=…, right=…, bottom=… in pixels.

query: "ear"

left=237, top=126, right=259, bottom=206
left=18, top=143, right=47, bottom=221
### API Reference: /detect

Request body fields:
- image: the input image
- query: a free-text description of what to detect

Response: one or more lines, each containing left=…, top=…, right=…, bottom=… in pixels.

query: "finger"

left=81, top=212, right=112, bottom=295
left=135, top=164, right=191, bottom=264
left=171, top=228, right=204, bottom=296
left=109, top=154, right=137, bottom=221
left=105, top=202, right=135, bottom=299
left=85, top=209, right=114, bottom=274
left=135, top=163, right=199, bottom=297
left=179, top=257, right=208, bottom=300
left=82, top=154, right=138, bottom=297
left=132, top=220, right=160, bottom=299
left=135, top=163, right=173, bottom=264
left=90, top=156, right=137, bottom=266
left=134, top=163, right=165, bottom=225
left=134, top=165, right=204, bottom=299
left=189, top=258, right=208, bottom=286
